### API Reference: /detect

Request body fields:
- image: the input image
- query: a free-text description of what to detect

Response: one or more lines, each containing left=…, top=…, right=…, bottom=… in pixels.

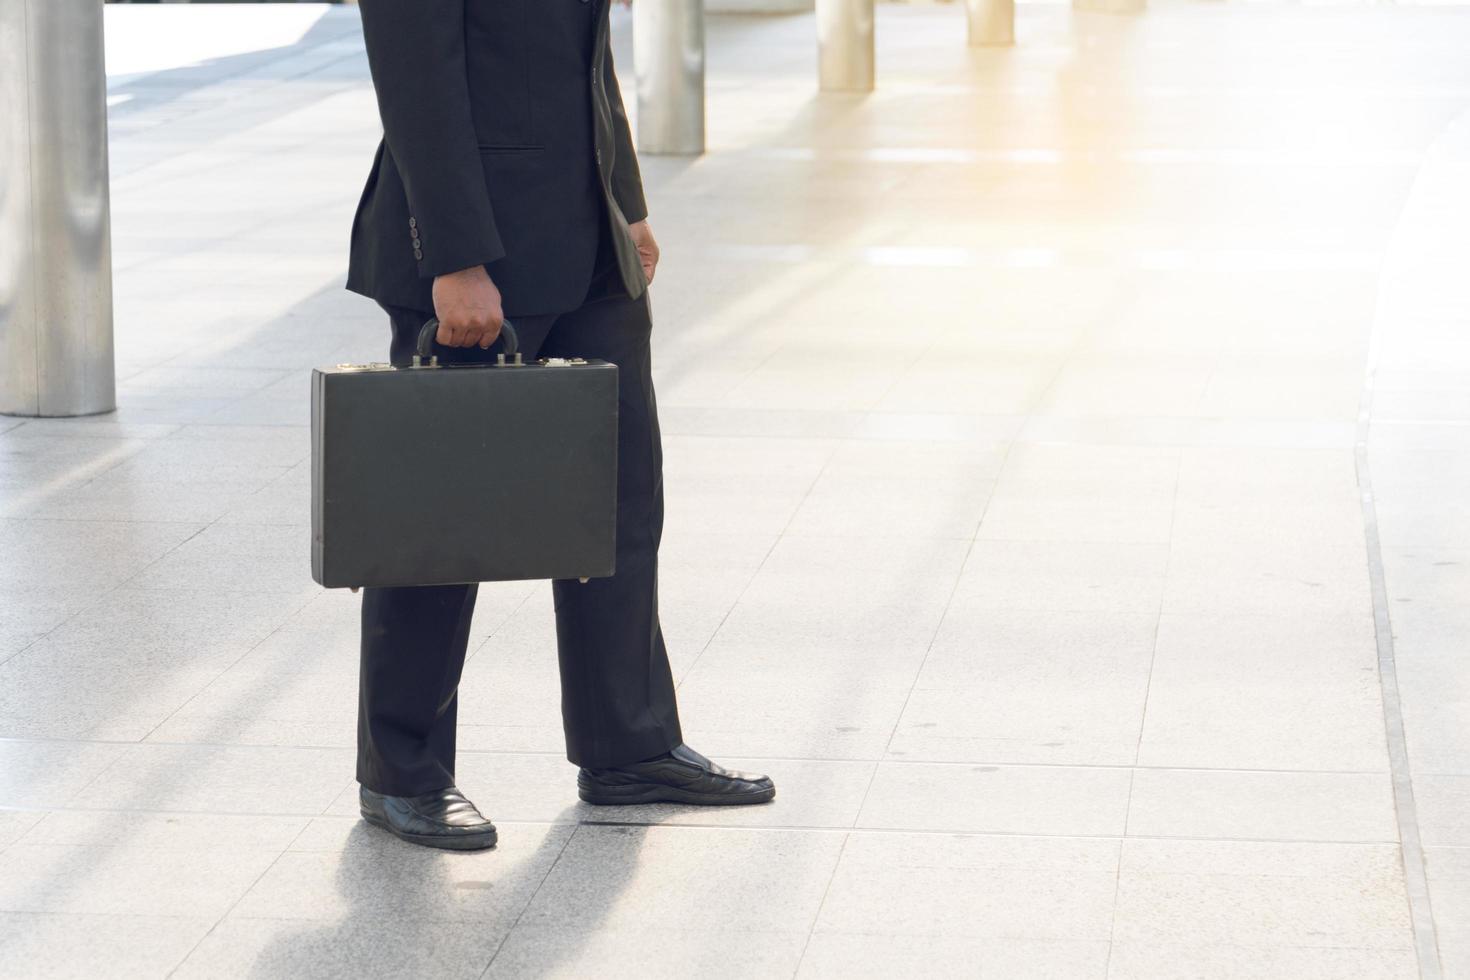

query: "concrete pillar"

left=633, top=0, right=705, bottom=155
left=817, top=0, right=875, bottom=92
left=967, top=0, right=1014, bottom=47
left=0, top=0, right=116, bottom=417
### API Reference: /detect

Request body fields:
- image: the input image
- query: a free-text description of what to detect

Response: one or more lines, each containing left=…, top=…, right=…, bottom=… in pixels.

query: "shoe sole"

left=578, top=783, right=776, bottom=807
left=360, top=809, right=498, bottom=851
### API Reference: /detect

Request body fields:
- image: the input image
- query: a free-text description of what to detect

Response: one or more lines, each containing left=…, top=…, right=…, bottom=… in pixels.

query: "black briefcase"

left=311, top=319, right=618, bottom=589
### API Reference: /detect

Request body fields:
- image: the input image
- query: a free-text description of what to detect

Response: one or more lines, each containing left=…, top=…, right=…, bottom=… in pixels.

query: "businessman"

left=345, top=0, right=774, bottom=850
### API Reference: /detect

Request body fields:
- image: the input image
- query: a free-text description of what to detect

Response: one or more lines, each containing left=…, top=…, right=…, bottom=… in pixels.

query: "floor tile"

left=674, top=662, right=917, bottom=760
left=147, top=661, right=357, bottom=747
left=856, top=761, right=1133, bottom=837
left=1106, top=942, right=1417, bottom=979
left=1127, top=769, right=1398, bottom=843
left=1425, top=844, right=1470, bottom=947
left=785, top=478, right=990, bottom=539
left=174, top=915, right=502, bottom=980
left=813, top=832, right=1119, bottom=940
left=736, top=534, right=972, bottom=610
left=0, top=912, right=216, bottom=980
left=890, top=608, right=1157, bottom=766
left=798, top=934, right=1110, bottom=979
left=0, top=519, right=203, bottom=591
left=1137, top=614, right=1389, bottom=771
left=1113, top=839, right=1413, bottom=949
left=0, top=740, right=128, bottom=809
left=977, top=492, right=1176, bottom=545
left=72, top=743, right=353, bottom=815
left=515, top=825, right=845, bottom=934
left=1414, top=774, right=1470, bottom=846
left=485, top=926, right=810, bottom=980
left=1162, top=545, right=1372, bottom=619
left=950, top=540, right=1170, bottom=615
left=1436, top=944, right=1470, bottom=980
left=17, top=810, right=310, bottom=851
left=0, top=840, right=285, bottom=917
left=0, top=809, right=46, bottom=847
left=708, top=595, right=947, bottom=657
left=235, top=817, right=573, bottom=927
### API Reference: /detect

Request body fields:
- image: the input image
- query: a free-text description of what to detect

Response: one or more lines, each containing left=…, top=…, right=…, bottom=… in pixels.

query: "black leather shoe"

left=578, top=744, right=776, bottom=806
left=359, top=785, right=498, bottom=850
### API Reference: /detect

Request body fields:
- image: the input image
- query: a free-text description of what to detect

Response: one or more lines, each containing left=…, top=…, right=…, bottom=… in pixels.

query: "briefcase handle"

left=416, top=317, right=520, bottom=363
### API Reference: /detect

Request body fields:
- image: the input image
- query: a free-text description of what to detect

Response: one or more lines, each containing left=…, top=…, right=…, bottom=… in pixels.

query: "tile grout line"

left=0, top=438, right=172, bottom=667
left=875, top=427, right=1018, bottom=764
left=3, top=732, right=1443, bottom=777
left=34, top=519, right=232, bottom=804
left=789, top=829, right=851, bottom=980
left=1104, top=420, right=1181, bottom=980
left=162, top=817, right=316, bottom=978
left=1357, top=364, right=1441, bottom=978
left=665, top=437, right=841, bottom=688
left=0, top=909, right=226, bottom=921
left=799, top=724, right=885, bottom=975
left=132, top=555, right=318, bottom=745
left=1, top=424, right=311, bottom=676
left=46, top=502, right=315, bottom=801
left=0, top=806, right=1417, bottom=847
left=1101, top=815, right=1129, bottom=980
left=109, top=452, right=320, bottom=748
left=476, top=824, right=581, bottom=979
left=1103, top=726, right=1145, bottom=978
left=464, top=584, right=541, bottom=667
left=1126, top=440, right=1184, bottom=773
left=135, top=602, right=318, bottom=746
left=1103, top=766, right=1140, bottom=977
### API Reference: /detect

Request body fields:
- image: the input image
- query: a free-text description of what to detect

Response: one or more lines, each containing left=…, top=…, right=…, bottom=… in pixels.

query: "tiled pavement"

left=2, top=2, right=1469, bottom=977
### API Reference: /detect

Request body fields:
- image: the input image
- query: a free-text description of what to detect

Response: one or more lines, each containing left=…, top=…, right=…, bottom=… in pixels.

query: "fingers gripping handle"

left=416, top=317, right=520, bottom=360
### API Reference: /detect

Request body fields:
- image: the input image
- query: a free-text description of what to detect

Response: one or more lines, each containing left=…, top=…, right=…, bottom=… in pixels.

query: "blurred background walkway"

left=2, top=1, right=1469, bottom=977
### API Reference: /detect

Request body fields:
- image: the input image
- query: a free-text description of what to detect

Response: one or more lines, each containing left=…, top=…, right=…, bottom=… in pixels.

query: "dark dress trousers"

left=348, top=0, right=683, bottom=796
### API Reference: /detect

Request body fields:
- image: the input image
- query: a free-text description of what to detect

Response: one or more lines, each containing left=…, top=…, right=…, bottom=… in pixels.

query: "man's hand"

left=629, top=219, right=660, bottom=285
left=431, top=265, right=505, bottom=348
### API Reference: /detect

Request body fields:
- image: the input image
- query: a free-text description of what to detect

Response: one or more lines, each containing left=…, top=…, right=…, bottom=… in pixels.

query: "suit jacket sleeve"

left=357, top=0, right=505, bottom=278
left=602, top=38, right=649, bottom=225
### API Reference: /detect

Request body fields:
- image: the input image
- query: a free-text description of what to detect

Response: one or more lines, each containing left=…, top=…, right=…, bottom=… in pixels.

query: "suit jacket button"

left=408, top=217, right=417, bottom=228
left=413, top=249, right=424, bottom=260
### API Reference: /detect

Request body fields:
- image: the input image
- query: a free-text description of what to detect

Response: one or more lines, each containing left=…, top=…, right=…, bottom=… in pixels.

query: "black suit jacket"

left=346, top=0, right=649, bottom=317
